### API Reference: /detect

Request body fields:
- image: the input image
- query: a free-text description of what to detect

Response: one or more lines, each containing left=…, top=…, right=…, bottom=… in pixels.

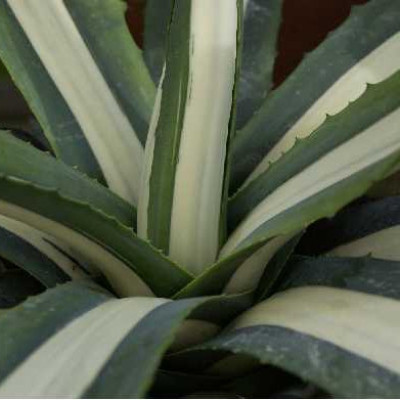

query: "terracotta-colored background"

left=0, top=0, right=369, bottom=123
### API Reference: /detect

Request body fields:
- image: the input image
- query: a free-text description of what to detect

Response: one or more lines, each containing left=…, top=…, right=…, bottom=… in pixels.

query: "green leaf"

left=255, top=233, right=302, bottom=301
left=0, top=130, right=134, bottom=226
left=275, top=255, right=400, bottom=300
left=177, top=152, right=400, bottom=298
left=143, top=0, right=174, bottom=84
left=0, top=269, right=44, bottom=309
left=236, top=0, right=283, bottom=128
left=0, top=224, right=69, bottom=288
left=64, top=0, right=155, bottom=145
left=0, top=281, right=111, bottom=384
left=176, top=73, right=400, bottom=299
left=0, top=282, right=249, bottom=398
left=84, top=294, right=250, bottom=398
left=229, top=70, right=400, bottom=230
left=230, top=0, right=400, bottom=191
left=0, top=287, right=167, bottom=398
left=300, top=195, right=400, bottom=261
left=0, top=0, right=155, bottom=204
left=223, top=72, right=400, bottom=257
left=138, top=0, right=241, bottom=274
left=188, top=287, right=400, bottom=397
left=0, top=132, right=193, bottom=297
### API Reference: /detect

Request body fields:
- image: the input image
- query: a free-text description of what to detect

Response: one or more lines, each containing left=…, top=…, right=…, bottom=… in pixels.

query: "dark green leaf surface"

left=0, top=281, right=111, bottom=383
left=0, top=1, right=102, bottom=181
left=230, top=0, right=400, bottom=190
left=0, top=225, right=69, bottom=288
left=197, top=325, right=400, bottom=398
left=255, top=233, right=303, bottom=301
left=236, top=0, right=283, bottom=128
left=0, top=130, right=134, bottom=226
left=177, top=151, right=400, bottom=299
left=229, top=69, right=400, bottom=230
left=84, top=294, right=251, bottom=398
left=64, top=0, right=155, bottom=145
left=274, top=255, right=400, bottom=300
left=143, top=0, right=174, bottom=84
left=299, top=196, right=400, bottom=255
left=144, top=0, right=191, bottom=253
left=0, top=175, right=192, bottom=297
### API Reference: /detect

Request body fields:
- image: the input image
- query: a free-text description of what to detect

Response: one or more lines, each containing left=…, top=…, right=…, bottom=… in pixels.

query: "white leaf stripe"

left=245, top=31, right=400, bottom=184
left=139, top=0, right=239, bottom=274
left=0, top=1, right=103, bottom=182
left=328, top=225, right=400, bottom=262
left=0, top=297, right=168, bottom=398
left=7, top=0, right=144, bottom=205
left=138, top=65, right=166, bottom=240
left=0, top=282, right=111, bottom=383
left=223, top=234, right=295, bottom=294
left=64, top=0, right=156, bottom=144
left=0, top=199, right=153, bottom=297
left=202, top=325, right=400, bottom=397
left=232, top=286, right=400, bottom=376
left=168, top=0, right=238, bottom=273
left=0, top=215, right=86, bottom=282
left=222, top=106, right=400, bottom=256
left=231, top=0, right=400, bottom=191
left=276, top=256, right=400, bottom=301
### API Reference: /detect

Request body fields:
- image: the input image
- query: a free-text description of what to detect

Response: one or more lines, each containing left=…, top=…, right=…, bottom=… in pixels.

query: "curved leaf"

left=0, top=136, right=193, bottom=296
left=143, top=0, right=174, bottom=84
left=0, top=281, right=111, bottom=384
left=138, top=0, right=241, bottom=274
left=0, top=130, right=134, bottom=226
left=229, top=62, right=400, bottom=231
left=0, top=0, right=154, bottom=203
left=236, top=0, right=283, bottom=128
left=0, top=224, right=69, bottom=288
left=230, top=0, right=400, bottom=190
left=275, top=255, right=400, bottom=300
left=191, top=287, right=400, bottom=397
left=300, top=195, right=400, bottom=261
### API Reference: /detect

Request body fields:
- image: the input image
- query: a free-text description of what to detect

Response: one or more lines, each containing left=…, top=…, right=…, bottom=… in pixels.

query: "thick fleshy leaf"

left=230, top=0, right=400, bottom=191
left=255, top=233, right=302, bottom=301
left=274, top=255, right=400, bottom=300
left=0, top=132, right=193, bottom=297
left=138, top=0, right=241, bottom=274
left=0, top=215, right=92, bottom=282
left=143, top=0, right=174, bottom=84
left=229, top=64, right=400, bottom=232
left=222, top=72, right=400, bottom=258
left=0, top=282, right=250, bottom=398
left=0, top=0, right=155, bottom=204
left=0, top=289, right=167, bottom=398
left=183, top=287, right=400, bottom=397
left=299, top=196, right=400, bottom=261
left=0, top=130, right=134, bottom=226
left=0, top=281, right=111, bottom=384
left=85, top=293, right=251, bottom=398
left=0, top=223, right=69, bottom=288
left=236, top=0, right=283, bottom=128
left=176, top=74, right=400, bottom=299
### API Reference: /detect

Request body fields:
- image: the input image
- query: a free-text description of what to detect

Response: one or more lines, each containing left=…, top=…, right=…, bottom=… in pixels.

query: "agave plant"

left=0, top=0, right=399, bottom=397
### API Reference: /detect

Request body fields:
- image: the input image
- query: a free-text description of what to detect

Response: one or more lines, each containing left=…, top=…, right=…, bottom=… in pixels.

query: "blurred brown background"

left=1, top=0, right=369, bottom=125
left=126, top=0, right=369, bottom=85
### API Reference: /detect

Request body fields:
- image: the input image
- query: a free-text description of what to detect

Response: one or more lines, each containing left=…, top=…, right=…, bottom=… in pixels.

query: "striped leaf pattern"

left=138, top=0, right=241, bottom=275
left=0, top=0, right=155, bottom=204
